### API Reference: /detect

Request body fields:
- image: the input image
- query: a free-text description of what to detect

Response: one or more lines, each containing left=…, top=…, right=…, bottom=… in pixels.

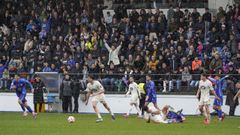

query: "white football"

left=67, top=116, right=75, bottom=123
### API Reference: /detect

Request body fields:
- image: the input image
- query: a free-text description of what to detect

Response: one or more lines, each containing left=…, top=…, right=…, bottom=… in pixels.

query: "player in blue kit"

left=10, top=74, right=37, bottom=118
left=208, top=74, right=228, bottom=121
left=144, top=74, right=159, bottom=110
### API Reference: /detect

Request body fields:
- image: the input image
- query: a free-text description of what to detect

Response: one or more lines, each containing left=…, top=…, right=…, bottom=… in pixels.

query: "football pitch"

left=0, top=113, right=239, bottom=135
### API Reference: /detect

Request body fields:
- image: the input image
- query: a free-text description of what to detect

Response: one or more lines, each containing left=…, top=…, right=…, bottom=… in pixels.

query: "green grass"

left=0, top=113, right=239, bottom=135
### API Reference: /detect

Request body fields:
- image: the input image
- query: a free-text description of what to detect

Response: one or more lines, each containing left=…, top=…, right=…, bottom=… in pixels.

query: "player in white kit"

left=143, top=103, right=186, bottom=124
left=85, top=75, right=115, bottom=123
left=123, top=76, right=141, bottom=117
left=196, top=73, right=220, bottom=125
left=144, top=103, right=168, bottom=124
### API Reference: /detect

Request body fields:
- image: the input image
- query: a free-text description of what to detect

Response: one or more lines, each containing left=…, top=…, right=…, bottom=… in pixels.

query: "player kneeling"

left=144, top=103, right=185, bottom=124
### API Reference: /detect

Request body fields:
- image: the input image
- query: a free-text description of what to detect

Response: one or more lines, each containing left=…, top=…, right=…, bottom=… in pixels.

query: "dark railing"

left=0, top=73, right=238, bottom=95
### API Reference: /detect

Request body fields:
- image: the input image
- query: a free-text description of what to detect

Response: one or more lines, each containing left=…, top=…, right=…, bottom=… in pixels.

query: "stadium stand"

left=0, top=0, right=239, bottom=92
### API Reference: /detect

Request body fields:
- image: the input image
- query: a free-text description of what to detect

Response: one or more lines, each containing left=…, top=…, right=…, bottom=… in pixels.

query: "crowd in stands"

left=0, top=0, right=239, bottom=92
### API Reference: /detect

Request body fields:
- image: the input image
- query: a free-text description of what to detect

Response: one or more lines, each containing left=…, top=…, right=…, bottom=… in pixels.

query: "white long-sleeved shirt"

left=126, top=82, right=140, bottom=98
left=104, top=42, right=121, bottom=65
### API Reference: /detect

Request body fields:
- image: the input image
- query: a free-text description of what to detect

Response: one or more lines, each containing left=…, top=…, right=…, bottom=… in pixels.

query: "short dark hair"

left=88, top=74, right=95, bottom=79
left=201, top=73, right=207, bottom=77
left=146, top=74, right=151, bottom=78
left=129, top=76, right=134, bottom=80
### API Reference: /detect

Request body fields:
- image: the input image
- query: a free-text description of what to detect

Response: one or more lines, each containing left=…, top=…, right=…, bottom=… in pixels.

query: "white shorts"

left=199, top=96, right=210, bottom=106
left=130, top=96, right=139, bottom=104
left=91, top=94, right=106, bottom=104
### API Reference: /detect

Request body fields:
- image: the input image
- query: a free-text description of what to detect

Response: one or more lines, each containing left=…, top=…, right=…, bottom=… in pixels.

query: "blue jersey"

left=146, top=80, right=157, bottom=103
left=208, top=76, right=227, bottom=97
left=167, top=111, right=184, bottom=123
left=11, top=78, right=33, bottom=95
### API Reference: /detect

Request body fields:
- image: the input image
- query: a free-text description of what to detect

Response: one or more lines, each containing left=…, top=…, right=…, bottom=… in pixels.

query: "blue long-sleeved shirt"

left=10, top=78, right=33, bottom=94
left=41, top=17, right=51, bottom=32
left=42, top=67, right=52, bottom=72
left=145, top=80, right=157, bottom=98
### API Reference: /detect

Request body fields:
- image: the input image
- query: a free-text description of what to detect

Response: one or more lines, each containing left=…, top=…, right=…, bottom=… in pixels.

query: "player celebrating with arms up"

left=196, top=73, right=220, bottom=124
left=123, top=76, right=141, bottom=118
left=85, top=75, right=115, bottom=123
left=208, top=74, right=229, bottom=121
left=10, top=74, right=37, bottom=118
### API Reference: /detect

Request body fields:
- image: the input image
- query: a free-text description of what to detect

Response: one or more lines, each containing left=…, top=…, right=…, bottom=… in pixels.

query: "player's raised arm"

left=207, top=76, right=216, bottom=83
left=219, top=75, right=229, bottom=82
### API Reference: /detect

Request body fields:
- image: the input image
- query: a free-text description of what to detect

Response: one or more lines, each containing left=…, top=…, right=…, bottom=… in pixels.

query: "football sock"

left=135, top=105, right=141, bottom=116
left=26, top=106, right=33, bottom=113
left=97, top=113, right=102, bottom=119
left=20, top=104, right=26, bottom=112
left=216, top=109, right=222, bottom=118
left=127, top=106, right=133, bottom=116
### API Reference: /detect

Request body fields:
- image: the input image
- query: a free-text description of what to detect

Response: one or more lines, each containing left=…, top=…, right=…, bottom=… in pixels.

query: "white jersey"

left=86, top=80, right=104, bottom=94
left=145, top=104, right=168, bottom=124
left=126, top=82, right=140, bottom=104
left=198, top=79, right=214, bottom=105
left=126, top=82, right=140, bottom=98
left=86, top=80, right=106, bottom=103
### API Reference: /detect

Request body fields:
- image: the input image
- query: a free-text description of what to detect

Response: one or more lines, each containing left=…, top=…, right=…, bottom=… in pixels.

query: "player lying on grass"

left=143, top=103, right=185, bottom=124
left=85, top=75, right=115, bottom=123
left=196, top=73, right=220, bottom=125
left=123, top=76, right=141, bottom=118
left=10, top=74, right=37, bottom=118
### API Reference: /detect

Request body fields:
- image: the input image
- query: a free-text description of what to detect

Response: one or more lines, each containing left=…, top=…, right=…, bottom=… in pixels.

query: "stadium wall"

left=0, top=93, right=240, bottom=116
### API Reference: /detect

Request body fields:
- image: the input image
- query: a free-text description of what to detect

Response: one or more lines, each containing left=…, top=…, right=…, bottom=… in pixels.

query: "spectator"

left=192, top=57, right=202, bottom=71
left=42, top=62, right=52, bottom=72
left=191, top=8, right=200, bottom=23
left=60, top=74, right=73, bottom=113
left=190, top=64, right=202, bottom=88
left=209, top=53, right=223, bottom=72
left=0, top=0, right=239, bottom=93
left=103, top=39, right=122, bottom=66
left=167, top=5, right=175, bottom=24
left=105, top=11, right=113, bottom=24
left=181, top=66, right=192, bottom=90
left=148, top=56, right=159, bottom=71
left=32, top=75, right=46, bottom=113
left=202, top=8, right=212, bottom=23
left=226, top=80, right=239, bottom=116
